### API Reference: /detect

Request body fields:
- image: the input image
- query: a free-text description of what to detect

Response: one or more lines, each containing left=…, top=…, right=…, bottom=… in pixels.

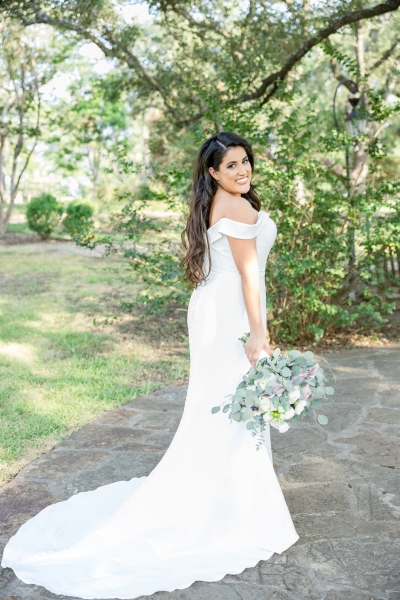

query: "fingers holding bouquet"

left=242, top=330, right=271, bottom=367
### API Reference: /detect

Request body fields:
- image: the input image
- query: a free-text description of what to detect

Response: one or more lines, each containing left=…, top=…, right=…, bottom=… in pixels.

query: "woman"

left=1, top=132, right=299, bottom=599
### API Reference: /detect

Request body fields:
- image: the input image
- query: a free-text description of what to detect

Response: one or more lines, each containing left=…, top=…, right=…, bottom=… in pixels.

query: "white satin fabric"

left=2, top=210, right=299, bottom=599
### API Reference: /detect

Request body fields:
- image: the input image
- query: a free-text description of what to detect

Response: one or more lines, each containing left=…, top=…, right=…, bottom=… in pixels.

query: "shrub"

left=63, top=202, right=94, bottom=238
left=26, top=193, right=63, bottom=239
left=77, top=96, right=400, bottom=343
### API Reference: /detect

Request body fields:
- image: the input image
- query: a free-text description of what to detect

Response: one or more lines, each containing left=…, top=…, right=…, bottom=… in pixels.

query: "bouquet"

left=211, top=336, right=335, bottom=450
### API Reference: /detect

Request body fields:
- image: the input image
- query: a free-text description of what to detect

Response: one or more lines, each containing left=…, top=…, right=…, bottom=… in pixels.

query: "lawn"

left=0, top=240, right=189, bottom=486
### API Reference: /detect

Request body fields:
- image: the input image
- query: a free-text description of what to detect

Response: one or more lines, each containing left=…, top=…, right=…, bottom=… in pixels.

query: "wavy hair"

left=181, top=131, right=261, bottom=287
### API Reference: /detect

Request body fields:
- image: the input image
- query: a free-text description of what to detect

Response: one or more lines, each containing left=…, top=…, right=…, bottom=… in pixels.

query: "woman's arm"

left=228, top=235, right=271, bottom=367
left=215, top=195, right=270, bottom=367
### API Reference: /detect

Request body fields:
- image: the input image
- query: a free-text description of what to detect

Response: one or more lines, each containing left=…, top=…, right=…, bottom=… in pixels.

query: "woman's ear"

left=208, top=167, right=219, bottom=182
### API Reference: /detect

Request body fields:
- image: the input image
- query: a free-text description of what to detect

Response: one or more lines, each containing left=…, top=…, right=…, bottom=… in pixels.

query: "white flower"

left=284, top=407, right=295, bottom=420
left=278, top=422, right=290, bottom=433
left=248, top=384, right=256, bottom=391
left=263, top=412, right=272, bottom=422
left=294, top=400, right=307, bottom=415
left=260, top=397, right=271, bottom=412
left=277, top=406, right=284, bottom=413
left=258, top=373, right=276, bottom=390
left=288, top=388, right=301, bottom=402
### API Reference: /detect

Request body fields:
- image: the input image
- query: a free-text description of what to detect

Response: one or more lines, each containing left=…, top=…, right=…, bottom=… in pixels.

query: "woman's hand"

left=244, top=331, right=271, bottom=368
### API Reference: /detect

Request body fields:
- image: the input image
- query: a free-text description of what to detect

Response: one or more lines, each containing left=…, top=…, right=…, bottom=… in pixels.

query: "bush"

left=63, top=202, right=94, bottom=238
left=78, top=95, right=400, bottom=343
left=26, top=193, right=63, bottom=239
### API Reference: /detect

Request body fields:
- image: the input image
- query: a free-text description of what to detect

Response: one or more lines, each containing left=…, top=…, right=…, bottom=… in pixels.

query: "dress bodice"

left=207, top=211, right=277, bottom=274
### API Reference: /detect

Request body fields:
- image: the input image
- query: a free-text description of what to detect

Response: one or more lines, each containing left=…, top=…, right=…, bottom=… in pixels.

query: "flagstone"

left=19, top=450, right=109, bottom=479
left=0, top=346, right=399, bottom=600
left=0, top=481, right=57, bottom=538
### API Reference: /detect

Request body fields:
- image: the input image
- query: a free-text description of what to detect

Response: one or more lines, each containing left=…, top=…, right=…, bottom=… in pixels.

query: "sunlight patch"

left=0, top=343, right=36, bottom=362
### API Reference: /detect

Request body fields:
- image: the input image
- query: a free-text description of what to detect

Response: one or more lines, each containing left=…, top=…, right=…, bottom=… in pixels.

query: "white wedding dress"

left=2, top=210, right=299, bottom=599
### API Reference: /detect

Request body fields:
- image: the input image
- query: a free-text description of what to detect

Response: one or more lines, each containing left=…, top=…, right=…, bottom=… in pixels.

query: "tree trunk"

left=347, top=23, right=369, bottom=273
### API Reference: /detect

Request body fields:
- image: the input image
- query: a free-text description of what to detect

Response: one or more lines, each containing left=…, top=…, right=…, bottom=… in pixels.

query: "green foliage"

left=322, top=42, right=361, bottom=79
left=3, top=1, right=400, bottom=344
left=63, top=202, right=94, bottom=239
left=26, top=193, right=63, bottom=239
left=77, top=90, right=400, bottom=342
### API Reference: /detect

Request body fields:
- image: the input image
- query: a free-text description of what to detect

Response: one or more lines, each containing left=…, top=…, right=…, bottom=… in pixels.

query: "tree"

left=1, top=1, right=399, bottom=343
left=2, top=0, right=400, bottom=128
left=0, top=20, right=68, bottom=236
left=47, top=72, right=130, bottom=202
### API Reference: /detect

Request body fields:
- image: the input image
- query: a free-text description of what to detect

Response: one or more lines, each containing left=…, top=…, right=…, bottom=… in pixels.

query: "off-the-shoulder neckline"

left=207, top=210, right=269, bottom=232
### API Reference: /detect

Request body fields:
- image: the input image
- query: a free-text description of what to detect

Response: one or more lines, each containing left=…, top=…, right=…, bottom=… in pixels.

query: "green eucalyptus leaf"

left=211, top=406, right=220, bottom=414
left=245, top=391, right=256, bottom=404
left=231, top=401, right=241, bottom=413
left=246, top=421, right=255, bottom=430
left=223, top=404, right=230, bottom=413
left=281, top=367, right=292, bottom=378
left=317, top=414, right=328, bottom=425
left=325, top=387, right=334, bottom=395
left=295, top=356, right=308, bottom=366
left=241, top=407, right=253, bottom=421
left=311, top=399, right=322, bottom=408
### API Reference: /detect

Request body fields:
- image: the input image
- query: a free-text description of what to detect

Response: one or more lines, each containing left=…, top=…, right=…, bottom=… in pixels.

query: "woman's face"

left=209, top=146, right=252, bottom=196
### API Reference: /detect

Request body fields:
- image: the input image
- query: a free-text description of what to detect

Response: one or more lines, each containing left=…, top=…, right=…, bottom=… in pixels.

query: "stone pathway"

left=1, top=345, right=399, bottom=600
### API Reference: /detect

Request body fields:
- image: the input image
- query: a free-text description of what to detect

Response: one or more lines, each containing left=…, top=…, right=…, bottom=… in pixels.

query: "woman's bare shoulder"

left=212, top=191, right=258, bottom=225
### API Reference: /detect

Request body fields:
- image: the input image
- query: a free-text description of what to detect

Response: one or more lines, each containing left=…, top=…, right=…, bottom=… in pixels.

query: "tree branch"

left=369, top=38, right=400, bottom=72
left=23, top=9, right=182, bottom=120
left=238, top=0, right=400, bottom=104
left=21, top=0, right=400, bottom=126
left=161, top=0, right=230, bottom=40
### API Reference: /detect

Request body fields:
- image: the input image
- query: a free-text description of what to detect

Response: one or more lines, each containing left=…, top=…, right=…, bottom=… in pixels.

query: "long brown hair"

left=181, top=132, right=261, bottom=287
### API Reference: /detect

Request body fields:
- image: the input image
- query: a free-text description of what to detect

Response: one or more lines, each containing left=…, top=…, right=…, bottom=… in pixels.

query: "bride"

left=1, top=131, right=299, bottom=599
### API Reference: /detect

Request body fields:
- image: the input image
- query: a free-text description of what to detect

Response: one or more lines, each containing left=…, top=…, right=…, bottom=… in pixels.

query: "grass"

left=0, top=242, right=189, bottom=485
left=5, top=222, right=31, bottom=235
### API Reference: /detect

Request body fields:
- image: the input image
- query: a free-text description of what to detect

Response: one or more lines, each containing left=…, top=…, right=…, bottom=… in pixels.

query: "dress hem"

left=6, top=534, right=300, bottom=600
